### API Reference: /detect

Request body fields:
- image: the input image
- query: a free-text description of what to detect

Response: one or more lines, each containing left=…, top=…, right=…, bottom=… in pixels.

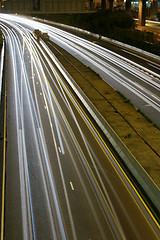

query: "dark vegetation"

left=34, top=10, right=160, bottom=56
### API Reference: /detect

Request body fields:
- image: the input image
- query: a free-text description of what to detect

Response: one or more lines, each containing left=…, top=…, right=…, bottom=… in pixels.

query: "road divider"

left=47, top=45, right=160, bottom=223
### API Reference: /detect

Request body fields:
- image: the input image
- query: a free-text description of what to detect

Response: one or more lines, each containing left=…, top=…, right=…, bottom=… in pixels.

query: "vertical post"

left=138, top=0, right=146, bottom=26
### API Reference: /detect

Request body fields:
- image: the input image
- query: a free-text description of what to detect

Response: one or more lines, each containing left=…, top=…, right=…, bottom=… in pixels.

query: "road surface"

left=0, top=15, right=160, bottom=240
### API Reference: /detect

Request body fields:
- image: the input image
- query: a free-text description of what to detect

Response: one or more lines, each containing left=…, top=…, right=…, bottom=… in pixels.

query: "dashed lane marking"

left=70, top=182, right=75, bottom=191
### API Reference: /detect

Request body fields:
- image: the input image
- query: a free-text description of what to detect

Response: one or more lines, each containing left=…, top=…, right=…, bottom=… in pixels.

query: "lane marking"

left=70, top=182, right=75, bottom=191
left=58, top=147, right=62, bottom=154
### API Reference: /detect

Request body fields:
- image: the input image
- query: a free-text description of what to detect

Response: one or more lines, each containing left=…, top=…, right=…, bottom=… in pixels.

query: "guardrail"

left=34, top=17, right=160, bottom=61
left=48, top=44, right=160, bottom=215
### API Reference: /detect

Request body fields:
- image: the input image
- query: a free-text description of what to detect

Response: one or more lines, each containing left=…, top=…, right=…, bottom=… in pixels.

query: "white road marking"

left=58, top=147, right=62, bottom=154
left=70, top=182, right=74, bottom=191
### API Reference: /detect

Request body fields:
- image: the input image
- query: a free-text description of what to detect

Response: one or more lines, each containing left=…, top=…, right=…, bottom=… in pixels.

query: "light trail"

left=29, top=39, right=77, bottom=240
left=9, top=27, right=36, bottom=240
left=18, top=31, right=67, bottom=240
left=0, top=14, right=160, bottom=240
left=31, top=40, right=124, bottom=239
left=0, top=21, right=67, bottom=240
left=1, top=14, right=160, bottom=114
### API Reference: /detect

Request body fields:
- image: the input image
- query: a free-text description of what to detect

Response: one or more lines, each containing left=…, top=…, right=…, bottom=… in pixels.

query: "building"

left=3, top=0, right=86, bottom=13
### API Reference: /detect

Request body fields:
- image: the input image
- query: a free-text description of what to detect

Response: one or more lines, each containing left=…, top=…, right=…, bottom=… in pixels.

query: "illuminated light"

left=0, top=15, right=159, bottom=235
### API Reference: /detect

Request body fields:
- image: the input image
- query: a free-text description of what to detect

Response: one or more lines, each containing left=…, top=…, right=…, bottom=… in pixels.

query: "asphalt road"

left=0, top=15, right=160, bottom=240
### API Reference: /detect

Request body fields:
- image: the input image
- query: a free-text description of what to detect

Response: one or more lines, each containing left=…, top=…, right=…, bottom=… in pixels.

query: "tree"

left=101, top=0, right=106, bottom=9
left=108, top=0, right=114, bottom=11
left=126, top=0, right=131, bottom=13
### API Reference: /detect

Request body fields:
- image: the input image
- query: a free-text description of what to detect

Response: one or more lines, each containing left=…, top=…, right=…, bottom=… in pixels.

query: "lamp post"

left=138, top=0, right=146, bottom=26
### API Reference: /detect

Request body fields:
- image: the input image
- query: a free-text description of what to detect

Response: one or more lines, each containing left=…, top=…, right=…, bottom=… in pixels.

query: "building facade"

left=3, top=0, right=86, bottom=13
left=3, top=0, right=33, bottom=12
left=41, top=0, right=85, bottom=12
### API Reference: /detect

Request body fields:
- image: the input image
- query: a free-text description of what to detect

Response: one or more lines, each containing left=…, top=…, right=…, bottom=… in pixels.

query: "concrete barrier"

left=48, top=45, right=160, bottom=214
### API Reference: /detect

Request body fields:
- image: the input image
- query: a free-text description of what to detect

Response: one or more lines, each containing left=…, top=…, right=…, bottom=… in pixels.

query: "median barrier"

left=46, top=43, right=160, bottom=215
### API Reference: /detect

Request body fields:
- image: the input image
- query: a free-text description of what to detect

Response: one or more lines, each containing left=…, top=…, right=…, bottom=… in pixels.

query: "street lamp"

left=138, top=0, right=146, bottom=26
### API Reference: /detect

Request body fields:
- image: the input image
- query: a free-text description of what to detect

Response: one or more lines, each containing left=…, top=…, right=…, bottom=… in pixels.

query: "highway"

left=2, top=15, right=160, bottom=125
left=36, top=17, right=160, bottom=127
left=0, top=15, right=160, bottom=240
